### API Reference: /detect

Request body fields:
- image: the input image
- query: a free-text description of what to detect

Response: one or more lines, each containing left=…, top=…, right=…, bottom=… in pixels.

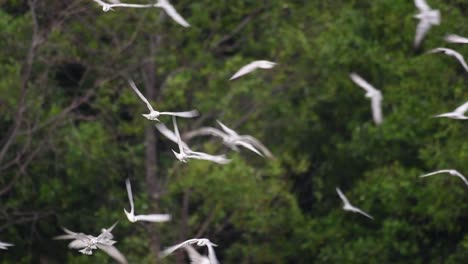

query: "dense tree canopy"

left=0, top=0, right=467, bottom=263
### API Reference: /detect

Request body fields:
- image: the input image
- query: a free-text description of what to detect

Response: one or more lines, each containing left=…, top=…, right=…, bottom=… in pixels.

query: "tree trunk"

left=142, top=34, right=162, bottom=261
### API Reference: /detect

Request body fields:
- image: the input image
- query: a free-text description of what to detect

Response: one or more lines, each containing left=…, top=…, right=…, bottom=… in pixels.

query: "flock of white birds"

left=1, top=0, right=467, bottom=263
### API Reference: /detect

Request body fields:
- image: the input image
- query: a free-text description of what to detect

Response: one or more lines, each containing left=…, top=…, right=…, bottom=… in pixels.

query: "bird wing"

left=230, top=62, right=258, bottom=80
left=257, top=60, right=277, bottom=69
left=54, top=227, right=86, bottom=240
left=235, top=140, right=264, bottom=157
left=353, top=207, right=374, bottom=220
left=239, top=135, right=274, bottom=158
left=109, top=3, right=155, bottom=9
left=97, top=244, right=128, bottom=264
left=160, top=239, right=201, bottom=258
left=184, top=245, right=209, bottom=264
left=125, top=178, right=135, bottom=214
left=206, top=242, right=220, bottom=264
left=414, top=0, right=430, bottom=12
left=414, top=20, right=431, bottom=48
left=183, top=127, right=228, bottom=141
left=172, top=117, right=185, bottom=153
left=97, top=222, right=118, bottom=242
left=454, top=101, right=468, bottom=115
left=216, top=120, right=239, bottom=137
left=451, top=52, right=468, bottom=72
left=159, top=110, right=199, bottom=118
left=420, top=170, right=451, bottom=177
left=428, top=48, right=468, bottom=72
left=453, top=172, right=468, bottom=187
left=128, top=79, right=155, bottom=112
left=188, top=151, right=231, bottom=164
left=370, top=93, right=383, bottom=125
left=68, top=239, right=88, bottom=249
left=134, top=214, right=171, bottom=222
left=349, top=73, right=379, bottom=94
left=0, top=242, right=14, bottom=249
left=444, top=34, right=468, bottom=44
left=158, top=0, right=191, bottom=27
left=336, top=187, right=351, bottom=206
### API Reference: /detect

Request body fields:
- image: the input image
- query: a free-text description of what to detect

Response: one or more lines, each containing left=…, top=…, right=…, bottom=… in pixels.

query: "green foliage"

left=0, top=0, right=467, bottom=263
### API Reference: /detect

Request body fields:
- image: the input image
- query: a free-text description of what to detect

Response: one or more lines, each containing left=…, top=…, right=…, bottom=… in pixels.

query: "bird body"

left=54, top=223, right=127, bottom=264
left=128, top=80, right=198, bottom=121
left=413, top=0, right=440, bottom=47
left=230, top=60, right=277, bottom=80
left=349, top=73, right=384, bottom=125
left=124, top=178, right=171, bottom=223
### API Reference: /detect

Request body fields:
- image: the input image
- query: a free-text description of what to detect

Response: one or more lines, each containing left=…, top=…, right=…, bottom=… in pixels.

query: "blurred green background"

left=0, top=0, right=467, bottom=263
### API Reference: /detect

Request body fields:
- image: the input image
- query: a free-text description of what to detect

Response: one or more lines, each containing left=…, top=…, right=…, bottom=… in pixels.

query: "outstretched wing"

left=158, top=0, right=191, bottom=27
left=336, top=187, right=350, bottom=206
left=172, top=117, right=185, bottom=153
left=230, top=62, right=259, bottom=80
left=183, top=127, right=228, bottom=141
left=125, top=179, right=134, bottom=214
left=445, top=34, right=468, bottom=44
left=97, top=244, right=128, bottom=264
left=134, top=214, right=171, bottom=222
left=235, top=140, right=264, bottom=157
left=216, top=120, right=239, bottom=137
left=189, top=151, right=231, bottom=164
left=206, top=242, right=220, bottom=264
left=160, top=239, right=201, bottom=258
left=185, top=245, right=209, bottom=264
left=454, top=101, right=468, bottom=115
left=420, top=170, right=451, bottom=177
left=128, top=79, right=155, bottom=112
left=349, top=73, right=379, bottom=94
left=414, top=0, right=430, bottom=12
left=354, top=207, right=374, bottom=220
left=370, top=94, right=383, bottom=125
left=451, top=52, right=468, bottom=72
left=414, top=20, right=432, bottom=48
left=239, top=135, right=274, bottom=158
left=159, top=110, right=199, bottom=118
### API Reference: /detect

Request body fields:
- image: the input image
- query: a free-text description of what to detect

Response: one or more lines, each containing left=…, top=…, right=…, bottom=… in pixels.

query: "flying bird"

left=349, top=73, right=383, bottom=125
left=427, top=48, right=468, bottom=73
left=170, top=117, right=231, bottom=164
left=183, top=121, right=274, bottom=158
left=444, top=34, right=468, bottom=44
left=230, top=60, right=277, bottom=80
left=420, top=169, right=468, bottom=186
left=54, top=223, right=127, bottom=264
left=154, top=0, right=191, bottom=27
left=128, top=79, right=198, bottom=121
left=336, top=187, right=374, bottom=220
left=93, top=0, right=155, bottom=12
left=0, top=241, right=13, bottom=250
left=413, top=0, right=440, bottom=48
left=124, top=178, right=171, bottom=223
left=160, top=238, right=219, bottom=264
left=433, top=101, right=468, bottom=120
